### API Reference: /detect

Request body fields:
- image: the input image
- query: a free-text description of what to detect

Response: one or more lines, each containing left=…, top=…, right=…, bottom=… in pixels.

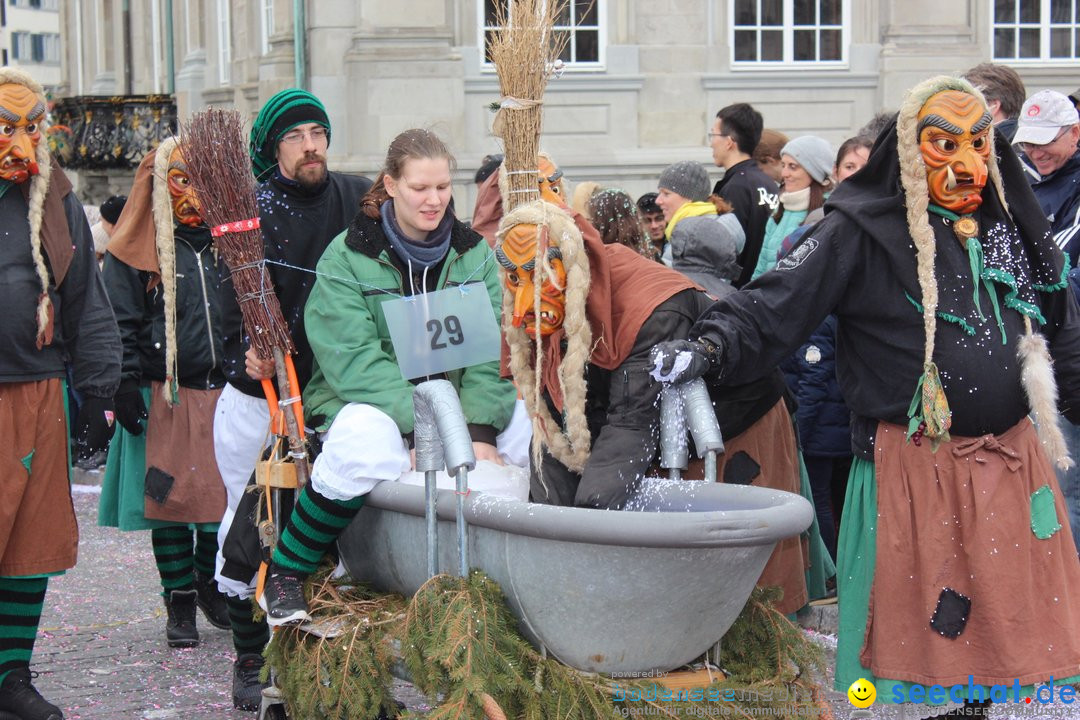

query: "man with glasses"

left=213, top=88, right=372, bottom=711
left=709, top=103, right=778, bottom=288
left=1014, top=89, right=1080, bottom=264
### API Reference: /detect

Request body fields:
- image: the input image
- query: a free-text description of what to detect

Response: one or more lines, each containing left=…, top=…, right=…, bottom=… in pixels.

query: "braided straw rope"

left=153, top=137, right=181, bottom=404
left=500, top=201, right=592, bottom=472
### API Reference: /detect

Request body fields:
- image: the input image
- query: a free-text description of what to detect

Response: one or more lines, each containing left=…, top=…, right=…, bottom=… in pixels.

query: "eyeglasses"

left=706, top=131, right=728, bottom=144
left=1018, top=126, right=1073, bottom=154
left=280, top=127, right=328, bottom=145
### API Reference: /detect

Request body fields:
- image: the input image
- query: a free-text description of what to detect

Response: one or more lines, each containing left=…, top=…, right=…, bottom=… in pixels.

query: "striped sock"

left=226, top=594, right=269, bottom=655
left=270, top=485, right=365, bottom=575
left=151, top=525, right=194, bottom=597
left=193, top=529, right=218, bottom=578
left=0, top=576, right=47, bottom=685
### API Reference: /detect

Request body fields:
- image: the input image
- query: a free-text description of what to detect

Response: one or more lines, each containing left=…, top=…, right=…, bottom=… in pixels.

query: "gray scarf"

left=381, top=199, right=454, bottom=270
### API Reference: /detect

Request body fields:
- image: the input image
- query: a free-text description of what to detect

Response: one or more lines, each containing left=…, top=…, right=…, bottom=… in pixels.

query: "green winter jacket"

left=302, top=210, right=516, bottom=437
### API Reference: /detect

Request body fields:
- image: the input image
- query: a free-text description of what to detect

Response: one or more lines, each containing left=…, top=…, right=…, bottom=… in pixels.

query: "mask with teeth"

left=917, top=90, right=992, bottom=215
left=496, top=222, right=567, bottom=337
left=0, top=83, right=44, bottom=184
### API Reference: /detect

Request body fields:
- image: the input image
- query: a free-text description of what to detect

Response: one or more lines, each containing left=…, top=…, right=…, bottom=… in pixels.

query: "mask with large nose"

left=0, top=83, right=44, bottom=184
left=496, top=222, right=567, bottom=337
left=917, top=90, right=992, bottom=215
left=166, top=146, right=202, bottom=226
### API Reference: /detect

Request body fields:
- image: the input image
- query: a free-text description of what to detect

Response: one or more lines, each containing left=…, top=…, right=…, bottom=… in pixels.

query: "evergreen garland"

left=265, top=569, right=829, bottom=719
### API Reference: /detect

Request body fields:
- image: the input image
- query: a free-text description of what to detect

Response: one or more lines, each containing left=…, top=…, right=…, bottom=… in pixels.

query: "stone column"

left=342, top=0, right=465, bottom=172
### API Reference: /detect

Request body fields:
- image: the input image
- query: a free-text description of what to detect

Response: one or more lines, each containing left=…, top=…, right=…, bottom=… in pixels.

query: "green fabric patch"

left=20, top=449, right=33, bottom=474
left=1031, top=484, right=1062, bottom=539
left=0, top=179, right=14, bottom=200
left=904, top=293, right=976, bottom=336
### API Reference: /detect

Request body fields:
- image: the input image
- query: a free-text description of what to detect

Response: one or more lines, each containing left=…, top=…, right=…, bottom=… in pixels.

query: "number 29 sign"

left=380, top=284, right=502, bottom=380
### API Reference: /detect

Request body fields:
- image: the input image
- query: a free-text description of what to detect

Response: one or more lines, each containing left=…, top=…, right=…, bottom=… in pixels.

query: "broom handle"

left=272, top=346, right=310, bottom=487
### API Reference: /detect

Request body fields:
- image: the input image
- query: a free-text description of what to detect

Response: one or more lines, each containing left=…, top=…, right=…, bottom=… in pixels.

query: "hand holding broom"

left=180, top=108, right=309, bottom=486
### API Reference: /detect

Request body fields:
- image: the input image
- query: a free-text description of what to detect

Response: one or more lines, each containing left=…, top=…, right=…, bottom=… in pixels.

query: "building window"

left=481, top=0, right=603, bottom=68
left=10, top=30, right=58, bottom=64
left=730, top=0, right=848, bottom=65
left=261, top=0, right=274, bottom=55
left=217, top=0, right=231, bottom=83
left=993, top=0, right=1080, bottom=61
left=9, top=0, right=55, bottom=8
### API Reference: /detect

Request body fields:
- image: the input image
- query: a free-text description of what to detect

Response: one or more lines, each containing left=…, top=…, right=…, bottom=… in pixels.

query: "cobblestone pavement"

left=21, top=473, right=1077, bottom=719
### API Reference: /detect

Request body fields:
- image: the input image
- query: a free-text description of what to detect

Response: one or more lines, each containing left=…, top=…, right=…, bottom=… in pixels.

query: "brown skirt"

left=144, top=382, right=226, bottom=523
left=716, top=399, right=809, bottom=615
left=0, top=379, right=78, bottom=576
left=862, top=419, right=1080, bottom=686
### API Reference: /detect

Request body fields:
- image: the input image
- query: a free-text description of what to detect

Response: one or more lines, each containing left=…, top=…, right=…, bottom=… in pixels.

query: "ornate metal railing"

left=47, top=95, right=177, bottom=170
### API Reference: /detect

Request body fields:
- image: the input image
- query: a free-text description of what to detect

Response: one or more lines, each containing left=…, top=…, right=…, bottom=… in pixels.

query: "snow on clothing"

left=214, top=170, right=371, bottom=597
left=218, top=170, right=374, bottom=402
left=302, top=208, right=516, bottom=439
left=664, top=201, right=744, bottom=298
left=0, top=164, right=121, bottom=576
left=713, top=158, right=779, bottom=288
left=99, top=224, right=228, bottom=529
left=751, top=187, right=810, bottom=280
left=1025, top=149, right=1080, bottom=266
left=691, top=120, right=1080, bottom=696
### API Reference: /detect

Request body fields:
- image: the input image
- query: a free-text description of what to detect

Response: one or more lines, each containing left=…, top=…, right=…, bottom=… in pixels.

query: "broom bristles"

left=181, top=109, right=294, bottom=359
left=488, top=0, right=571, bottom=211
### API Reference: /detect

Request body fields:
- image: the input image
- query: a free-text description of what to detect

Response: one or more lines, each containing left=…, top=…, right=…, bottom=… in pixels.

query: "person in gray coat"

left=655, top=160, right=744, bottom=298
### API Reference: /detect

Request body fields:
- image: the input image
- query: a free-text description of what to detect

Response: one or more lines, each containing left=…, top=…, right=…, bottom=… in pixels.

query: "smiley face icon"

left=847, top=678, right=876, bottom=708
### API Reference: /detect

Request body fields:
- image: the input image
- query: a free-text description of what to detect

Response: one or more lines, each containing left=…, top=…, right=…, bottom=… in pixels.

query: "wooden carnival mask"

left=0, top=83, right=44, bottom=184
left=497, top=222, right=568, bottom=337
left=917, top=90, right=992, bottom=215
left=167, top=145, right=202, bottom=226
left=538, top=156, right=565, bottom=205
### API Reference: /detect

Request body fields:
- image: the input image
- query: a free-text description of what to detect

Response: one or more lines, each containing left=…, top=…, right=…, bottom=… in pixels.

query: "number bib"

left=381, top=284, right=501, bottom=380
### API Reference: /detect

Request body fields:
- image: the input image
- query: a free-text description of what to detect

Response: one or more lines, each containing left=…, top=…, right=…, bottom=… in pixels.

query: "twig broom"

left=180, top=108, right=310, bottom=489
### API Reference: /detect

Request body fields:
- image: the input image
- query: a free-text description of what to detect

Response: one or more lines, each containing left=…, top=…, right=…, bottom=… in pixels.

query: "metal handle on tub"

left=413, top=379, right=476, bottom=578
left=659, top=378, right=725, bottom=482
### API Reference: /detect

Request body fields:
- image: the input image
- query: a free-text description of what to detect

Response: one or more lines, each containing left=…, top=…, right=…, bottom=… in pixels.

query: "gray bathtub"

left=337, top=476, right=813, bottom=674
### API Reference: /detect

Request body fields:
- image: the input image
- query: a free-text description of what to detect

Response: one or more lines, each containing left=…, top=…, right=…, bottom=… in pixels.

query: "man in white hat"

left=1014, top=89, right=1080, bottom=264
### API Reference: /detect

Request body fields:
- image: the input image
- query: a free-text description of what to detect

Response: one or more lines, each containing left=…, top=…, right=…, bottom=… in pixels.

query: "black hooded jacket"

left=219, top=170, right=372, bottom=398
left=693, top=121, right=1080, bottom=458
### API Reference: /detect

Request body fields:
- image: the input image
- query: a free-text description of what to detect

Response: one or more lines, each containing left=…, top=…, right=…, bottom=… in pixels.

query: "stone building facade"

left=3, top=0, right=61, bottom=90
left=57, top=0, right=1080, bottom=209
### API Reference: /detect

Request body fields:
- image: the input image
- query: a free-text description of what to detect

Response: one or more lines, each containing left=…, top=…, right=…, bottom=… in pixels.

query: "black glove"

left=114, top=383, right=148, bottom=435
left=74, top=395, right=116, bottom=460
left=649, top=338, right=720, bottom=385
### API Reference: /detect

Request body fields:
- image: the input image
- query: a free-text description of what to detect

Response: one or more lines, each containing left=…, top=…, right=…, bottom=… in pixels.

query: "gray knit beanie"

left=657, top=161, right=710, bottom=202
left=781, top=135, right=835, bottom=184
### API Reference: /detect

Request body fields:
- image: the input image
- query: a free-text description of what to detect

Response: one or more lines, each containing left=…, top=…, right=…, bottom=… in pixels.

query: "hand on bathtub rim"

left=649, top=338, right=720, bottom=385
left=409, top=442, right=504, bottom=470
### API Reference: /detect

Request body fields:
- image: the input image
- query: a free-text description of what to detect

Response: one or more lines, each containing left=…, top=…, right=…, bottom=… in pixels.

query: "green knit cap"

left=249, top=88, right=331, bottom=180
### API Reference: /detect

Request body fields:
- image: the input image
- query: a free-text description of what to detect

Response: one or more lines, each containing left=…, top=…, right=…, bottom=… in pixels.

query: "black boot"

left=231, top=653, right=268, bottom=711
left=193, top=569, right=230, bottom=630
left=0, top=666, right=63, bottom=720
left=164, top=588, right=200, bottom=647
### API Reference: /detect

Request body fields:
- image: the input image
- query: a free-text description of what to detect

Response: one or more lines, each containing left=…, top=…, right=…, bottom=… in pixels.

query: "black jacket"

left=102, top=224, right=226, bottom=392
left=220, top=170, right=372, bottom=398
left=695, top=121, right=1080, bottom=459
left=714, top=159, right=779, bottom=288
left=534, top=288, right=786, bottom=510
left=0, top=186, right=120, bottom=398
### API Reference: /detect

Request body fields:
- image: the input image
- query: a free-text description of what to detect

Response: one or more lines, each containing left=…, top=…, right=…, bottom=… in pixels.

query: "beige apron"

left=715, top=399, right=809, bottom=615
left=0, top=379, right=78, bottom=576
left=144, top=382, right=226, bottom=523
left=863, top=419, right=1080, bottom=686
